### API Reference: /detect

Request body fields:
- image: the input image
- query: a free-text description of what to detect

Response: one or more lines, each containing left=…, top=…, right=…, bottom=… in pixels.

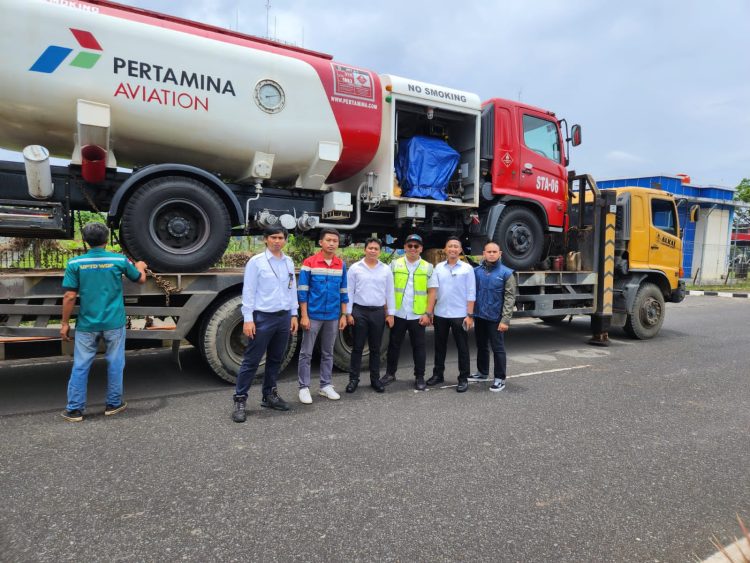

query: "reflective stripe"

left=392, top=257, right=430, bottom=314
left=309, top=267, right=343, bottom=276
left=298, top=285, right=310, bottom=291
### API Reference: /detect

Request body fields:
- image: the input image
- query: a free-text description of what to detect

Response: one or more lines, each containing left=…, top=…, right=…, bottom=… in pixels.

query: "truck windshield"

left=523, top=115, right=561, bottom=163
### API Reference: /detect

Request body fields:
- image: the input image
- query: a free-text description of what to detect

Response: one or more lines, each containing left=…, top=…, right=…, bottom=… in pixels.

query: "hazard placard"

left=502, top=152, right=513, bottom=167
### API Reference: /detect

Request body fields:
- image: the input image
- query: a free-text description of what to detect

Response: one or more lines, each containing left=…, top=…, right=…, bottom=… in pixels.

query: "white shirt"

left=241, top=249, right=298, bottom=322
left=428, top=260, right=476, bottom=318
left=346, top=259, right=396, bottom=315
left=393, top=258, right=434, bottom=320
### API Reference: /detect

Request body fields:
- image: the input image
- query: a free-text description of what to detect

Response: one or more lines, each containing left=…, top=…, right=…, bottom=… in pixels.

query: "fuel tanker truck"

left=0, top=0, right=582, bottom=272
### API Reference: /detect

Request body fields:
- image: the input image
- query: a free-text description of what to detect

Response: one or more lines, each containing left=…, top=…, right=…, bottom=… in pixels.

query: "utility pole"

left=265, top=0, right=271, bottom=38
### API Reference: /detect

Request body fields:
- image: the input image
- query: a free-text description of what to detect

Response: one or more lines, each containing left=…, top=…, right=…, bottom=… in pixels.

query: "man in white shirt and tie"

left=426, top=236, right=476, bottom=393
left=232, top=226, right=299, bottom=423
left=345, top=238, right=396, bottom=394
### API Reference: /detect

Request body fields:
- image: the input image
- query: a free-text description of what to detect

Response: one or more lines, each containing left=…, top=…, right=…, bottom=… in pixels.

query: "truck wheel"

left=120, top=176, right=231, bottom=273
left=198, top=294, right=299, bottom=384
left=332, top=325, right=390, bottom=372
left=623, top=282, right=665, bottom=340
left=493, top=207, right=544, bottom=270
left=540, top=315, right=567, bottom=324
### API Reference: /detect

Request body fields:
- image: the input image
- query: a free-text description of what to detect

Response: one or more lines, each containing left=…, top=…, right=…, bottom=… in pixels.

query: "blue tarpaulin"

left=395, top=136, right=459, bottom=201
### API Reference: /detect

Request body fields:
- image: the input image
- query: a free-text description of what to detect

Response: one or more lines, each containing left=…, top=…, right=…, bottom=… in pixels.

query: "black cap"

left=404, top=234, right=423, bottom=245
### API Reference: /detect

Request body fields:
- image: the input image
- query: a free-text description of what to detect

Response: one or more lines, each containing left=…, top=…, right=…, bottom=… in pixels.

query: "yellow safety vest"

left=392, top=257, right=431, bottom=314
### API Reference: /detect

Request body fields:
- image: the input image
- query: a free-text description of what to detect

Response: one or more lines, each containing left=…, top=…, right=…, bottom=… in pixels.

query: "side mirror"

left=689, top=204, right=700, bottom=223
left=571, top=124, right=582, bottom=146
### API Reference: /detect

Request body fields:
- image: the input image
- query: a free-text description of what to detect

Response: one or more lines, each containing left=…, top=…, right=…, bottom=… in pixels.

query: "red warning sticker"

left=502, top=152, right=513, bottom=167
left=332, top=64, right=375, bottom=101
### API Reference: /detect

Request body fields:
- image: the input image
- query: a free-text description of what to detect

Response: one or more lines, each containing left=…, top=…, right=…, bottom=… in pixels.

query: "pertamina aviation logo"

left=29, top=28, right=102, bottom=73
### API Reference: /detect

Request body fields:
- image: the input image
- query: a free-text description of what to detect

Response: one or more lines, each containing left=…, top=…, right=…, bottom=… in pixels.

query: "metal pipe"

left=316, top=183, right=365, bottom=231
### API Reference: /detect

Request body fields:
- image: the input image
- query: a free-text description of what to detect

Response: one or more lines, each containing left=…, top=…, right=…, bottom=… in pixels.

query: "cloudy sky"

left=5, top=0, right=749, bottom=188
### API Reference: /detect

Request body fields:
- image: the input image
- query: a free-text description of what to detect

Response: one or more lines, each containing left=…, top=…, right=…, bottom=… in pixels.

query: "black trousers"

left=475, top=317, right=507, bottom=380
left=432, top=315, right=470, bottom=380
left=349, top=304, right=386, bottom=383
left=386, top=316, right=426, bottom=378
left=235, top=311, right=290, bottom=398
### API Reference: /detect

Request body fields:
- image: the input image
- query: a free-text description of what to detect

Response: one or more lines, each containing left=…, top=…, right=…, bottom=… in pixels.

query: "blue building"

left=596, top=175, right=737, bottom=282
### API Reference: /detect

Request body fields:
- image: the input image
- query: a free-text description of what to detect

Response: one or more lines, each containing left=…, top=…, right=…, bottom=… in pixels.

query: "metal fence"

left=0, top=237, right=263, bottom=271
left=686, top=240, right=750, bottom=285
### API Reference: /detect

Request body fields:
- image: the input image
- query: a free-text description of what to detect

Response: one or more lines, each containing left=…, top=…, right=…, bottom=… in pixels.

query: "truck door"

left=519, top=112, right=567, bottom=228
left=648, top=196, right=681, bottom=283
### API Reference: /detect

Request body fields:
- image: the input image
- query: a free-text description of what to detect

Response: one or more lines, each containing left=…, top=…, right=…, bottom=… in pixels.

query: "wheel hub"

left=641, top=297, right=662, bottom=327
left=167, top=216, right=191, bottom=238
left=509, top=224, right=532, bottom=254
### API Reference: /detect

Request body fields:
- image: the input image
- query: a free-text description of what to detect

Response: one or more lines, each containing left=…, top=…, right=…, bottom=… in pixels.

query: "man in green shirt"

left=60, top=222, right=147, bottom=422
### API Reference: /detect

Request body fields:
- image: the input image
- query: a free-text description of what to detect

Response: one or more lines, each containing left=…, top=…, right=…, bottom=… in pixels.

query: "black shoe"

left=370, top=380, right=385, bottom=393
left=456, top=378, right=469, bottom=393
left=61, top=409, right=83, bottom=422
left=232, top=395, right=247, bottom=423
left=415, top=376, right=426, bottom=391
left=426, top=375, right=444, bottom=386
left=379, top=373, right=396, bottom=386
left=104, top=402, right=127, bottom=416
left=346, top=380, right=359, bottom=393
left=261, top=389, right=290, bottom=411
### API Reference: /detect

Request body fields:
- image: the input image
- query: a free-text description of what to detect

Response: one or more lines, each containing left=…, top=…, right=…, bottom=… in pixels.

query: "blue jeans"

left=66, top=326, right=126, bottom=411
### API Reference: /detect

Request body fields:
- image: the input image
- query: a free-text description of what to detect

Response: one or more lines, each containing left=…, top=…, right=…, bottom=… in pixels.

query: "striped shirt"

left=62, top=247, right=142, bottom=332
left=297, top=251, right=348, bottom=321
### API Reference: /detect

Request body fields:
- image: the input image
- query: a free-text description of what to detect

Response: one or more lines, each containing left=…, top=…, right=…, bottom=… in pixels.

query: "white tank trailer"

left=0, top=0, right=482, bottom=271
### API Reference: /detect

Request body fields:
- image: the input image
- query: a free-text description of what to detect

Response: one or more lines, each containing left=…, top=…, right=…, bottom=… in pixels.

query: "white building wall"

left=691, top=207, right=732, bottom=283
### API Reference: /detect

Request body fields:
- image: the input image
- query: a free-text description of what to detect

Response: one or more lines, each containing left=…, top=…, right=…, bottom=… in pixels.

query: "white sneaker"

left=298, top=387, right=313, bottom=404
left=318, top=385, right=341, bottom=401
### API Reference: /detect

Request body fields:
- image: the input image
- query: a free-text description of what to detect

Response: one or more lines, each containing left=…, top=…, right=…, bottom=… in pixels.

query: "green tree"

left=735, top=178, right=750, bottom=226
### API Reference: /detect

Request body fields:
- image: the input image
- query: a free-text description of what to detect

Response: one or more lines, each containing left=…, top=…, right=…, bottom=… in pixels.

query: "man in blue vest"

left=60, top=222, right=147, bottom=421
left=470, top=241, right=516, bottom=391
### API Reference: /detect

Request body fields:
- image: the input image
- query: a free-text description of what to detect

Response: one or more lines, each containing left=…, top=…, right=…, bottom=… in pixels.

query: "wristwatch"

left=467, top=313, right=475, bottom=318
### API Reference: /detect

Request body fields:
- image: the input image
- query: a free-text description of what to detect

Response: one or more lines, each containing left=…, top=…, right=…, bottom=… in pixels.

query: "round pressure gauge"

left=254, top=80, right=285, bottom=113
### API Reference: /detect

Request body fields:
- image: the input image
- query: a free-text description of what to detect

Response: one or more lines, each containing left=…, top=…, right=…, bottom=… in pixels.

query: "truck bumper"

left=670, top=280, right=686, bottom=303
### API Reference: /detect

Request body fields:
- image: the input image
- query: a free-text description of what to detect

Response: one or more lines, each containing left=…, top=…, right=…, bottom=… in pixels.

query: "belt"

left=353, top=304, right=383, bottom=311
left=256, top=310, right=290, bottom=317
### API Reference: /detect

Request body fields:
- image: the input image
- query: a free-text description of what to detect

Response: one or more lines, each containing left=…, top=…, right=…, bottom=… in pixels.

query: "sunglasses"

left=405, top=244, right=421, bottom=249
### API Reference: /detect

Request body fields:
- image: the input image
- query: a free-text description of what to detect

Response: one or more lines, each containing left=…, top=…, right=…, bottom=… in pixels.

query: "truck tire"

left=332, top=325, right=390, bottom=372
left=120, top=176, right=231, bottom=273
left=493, top=206, right=544, bottom=270
left=198, top=294, right=299, bottom=384
left=540, top=315, right=567, bottom=324
left=623, top=282, right=665, bottom=340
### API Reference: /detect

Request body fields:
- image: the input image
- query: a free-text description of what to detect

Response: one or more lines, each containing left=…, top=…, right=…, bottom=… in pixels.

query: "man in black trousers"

left=345, top=238, right=395, bottom=393
left=426, top=237, right=476, bottom=393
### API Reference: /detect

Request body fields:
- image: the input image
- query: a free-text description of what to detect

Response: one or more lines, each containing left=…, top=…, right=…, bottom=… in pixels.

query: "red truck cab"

left=477, top=98, right=580, bottom=270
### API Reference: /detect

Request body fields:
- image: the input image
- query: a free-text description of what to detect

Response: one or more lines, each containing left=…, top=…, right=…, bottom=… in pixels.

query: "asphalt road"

left=1, top=296, right=748, bottom=562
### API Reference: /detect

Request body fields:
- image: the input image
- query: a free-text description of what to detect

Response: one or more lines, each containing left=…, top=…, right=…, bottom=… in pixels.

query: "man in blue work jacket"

left=296, top=227, right=348, bottom=404
left=470, top=241, right=516, bottom=391
left=60, top=222, right=147, bottom=422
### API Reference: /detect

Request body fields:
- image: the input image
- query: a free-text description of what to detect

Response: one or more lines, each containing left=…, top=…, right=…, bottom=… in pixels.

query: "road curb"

left=688, top=290, right=749, bottom=299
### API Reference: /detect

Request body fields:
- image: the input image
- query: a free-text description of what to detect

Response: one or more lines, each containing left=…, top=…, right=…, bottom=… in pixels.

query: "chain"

left=110, top=229, right=182, bottom=307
